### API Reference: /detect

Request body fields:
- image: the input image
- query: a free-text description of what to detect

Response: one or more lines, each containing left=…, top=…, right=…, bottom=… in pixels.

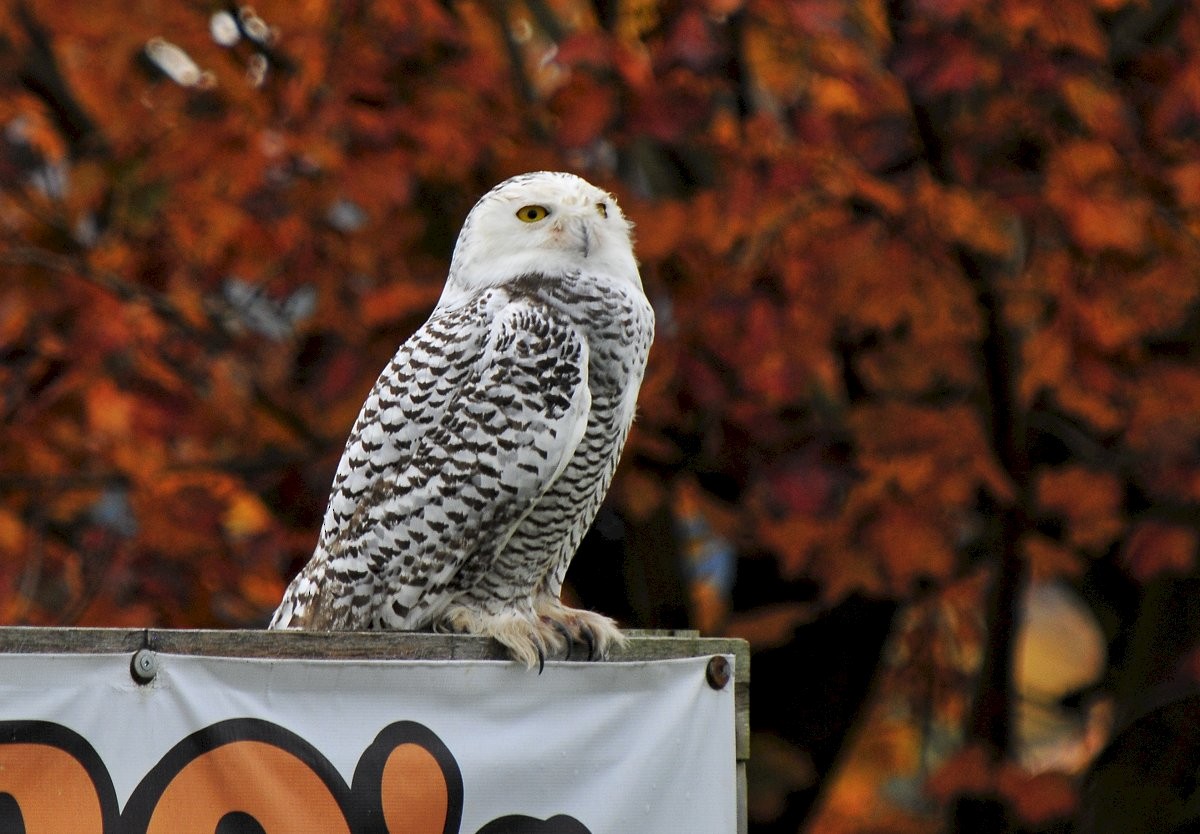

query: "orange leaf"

left=727, top=603, right=815, bottom=650
left=1022, top=534, right=1083, bottom=580
left=1169, top=161, right=1200, bottom=209
left=865, top=506, right=958, bottom=593
left=1001, top=0, right=1107, bottom=59
left=85, top=379, right=135, bottom=438
left=626, top=199, right=689, bottom=261
left=1127, top=364, right=1200, bottom=455
left=360, top=281, right=443, bottom=330
left=1061, top=76, right=1130, bottom=142
left=1035, top=465, right=1124, bottom=551
left=222, top=491, right=274, bottom=540
left=240, top=572, right=286, bottom=611
left=1046, top=139, right=1121, bottom=186
left=0, top=508, right=26, bottom=555
left=918, top=180, right=1019, bottom=259
left=758, top=516, right=832, bottom=578
left=1062, top=194, right=1151, bottom=257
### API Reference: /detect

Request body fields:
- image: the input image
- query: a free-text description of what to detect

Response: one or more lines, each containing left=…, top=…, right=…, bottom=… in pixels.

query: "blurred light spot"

left=210, top=11, right=241, bottom=46
left=511, top=18, right=533, bottom=44
left=145, top=37, right=203, bottom=87
left=74, top=213, right=100, bottom=248
left=29, top=160, right=69, bottom=200
left=4, top=115, right=30, bottom=142
left=258, top=130, right=285, bottom=158
left=246, top=52, right=268, bottom=87
left=90, top=488, right=138, bottom=537
left=239, top=6, right=273, bottom=45
left=284, top=285, right=317, bottom=323
left=326, top=198, right=367, bottom=233
left=222, top=278, right=316, bottom=340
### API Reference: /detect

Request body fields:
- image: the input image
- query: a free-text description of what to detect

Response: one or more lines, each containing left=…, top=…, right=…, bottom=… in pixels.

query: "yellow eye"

left=516, top=204, right=550, bottom=223
left=596, top=202, right=608, bottom=218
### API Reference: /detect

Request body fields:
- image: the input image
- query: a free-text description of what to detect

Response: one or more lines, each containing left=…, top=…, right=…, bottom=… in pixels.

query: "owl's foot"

left=437, top=606, right=563, bottom=671
left=536, top=602, right=627, bottom=661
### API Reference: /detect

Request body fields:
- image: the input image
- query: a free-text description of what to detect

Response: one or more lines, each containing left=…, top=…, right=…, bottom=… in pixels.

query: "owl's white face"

left=443, top=172, right=640, bottom=303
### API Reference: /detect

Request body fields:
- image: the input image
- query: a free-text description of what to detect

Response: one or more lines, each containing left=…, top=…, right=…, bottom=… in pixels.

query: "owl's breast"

left=502, top=270, right=653, bottom=441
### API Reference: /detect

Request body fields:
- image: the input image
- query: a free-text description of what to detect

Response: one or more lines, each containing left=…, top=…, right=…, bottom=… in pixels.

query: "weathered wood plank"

left=0, top=627, right=741, bottom=665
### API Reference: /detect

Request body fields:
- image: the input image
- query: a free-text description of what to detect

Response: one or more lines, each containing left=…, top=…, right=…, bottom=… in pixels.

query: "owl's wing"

left=270, top=292, right=591, bottom=630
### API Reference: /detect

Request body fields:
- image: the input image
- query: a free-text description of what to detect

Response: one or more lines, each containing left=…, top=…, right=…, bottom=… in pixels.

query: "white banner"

left=0, top=652, right=735, bottom=833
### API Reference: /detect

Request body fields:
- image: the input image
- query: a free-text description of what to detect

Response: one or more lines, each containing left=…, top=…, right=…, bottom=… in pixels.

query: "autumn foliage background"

left=3, top=0, right=1200, bottom=831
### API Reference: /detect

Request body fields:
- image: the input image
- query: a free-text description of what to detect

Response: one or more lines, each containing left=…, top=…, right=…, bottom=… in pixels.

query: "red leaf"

left=894, top=32, right=1001, bottom=98
left=1122, top=521, right=1198, bottom=582
left=660, top=9, right=722, bottom=72
left=548, top=73, right=618, bottom=148
left=553, top=31, right=614, bottom=71
left=926, top=745, right=993, bottom=801
left=996, top=766, right=1078, bottom=824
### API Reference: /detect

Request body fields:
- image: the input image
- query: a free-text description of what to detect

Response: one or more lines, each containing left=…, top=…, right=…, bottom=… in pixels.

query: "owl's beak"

left=549, top=208, right=595, bottom=258
left=552, top=212, right=593, bottom=257
left=568, top=211, right=593, bottom=258
left=579, top=221, right=591, bottom=258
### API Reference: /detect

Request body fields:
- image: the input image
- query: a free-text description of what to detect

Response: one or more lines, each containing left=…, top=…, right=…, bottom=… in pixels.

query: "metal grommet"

left=131, top=648, right=158, bottom=684
left=706, top=655, right=731, bottom=690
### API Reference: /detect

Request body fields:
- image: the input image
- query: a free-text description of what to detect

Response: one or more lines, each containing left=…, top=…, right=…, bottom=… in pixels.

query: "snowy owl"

left=270, top=171, right=655, bottom=669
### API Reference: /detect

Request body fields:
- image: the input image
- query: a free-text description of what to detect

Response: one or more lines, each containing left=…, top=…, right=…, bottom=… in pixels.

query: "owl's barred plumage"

left=270, top=172, right=655, bottom=668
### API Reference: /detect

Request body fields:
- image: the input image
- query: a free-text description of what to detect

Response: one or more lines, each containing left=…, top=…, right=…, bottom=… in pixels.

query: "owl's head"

left=443, top=171, right=640, bottom=300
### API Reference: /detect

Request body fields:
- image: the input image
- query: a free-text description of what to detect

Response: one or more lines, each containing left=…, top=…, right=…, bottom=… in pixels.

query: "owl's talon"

left=545, top=617, right=575, bottom=659
left=536, top=644, right=545, bottom=675
left=534, top=600, right=625, bottom=662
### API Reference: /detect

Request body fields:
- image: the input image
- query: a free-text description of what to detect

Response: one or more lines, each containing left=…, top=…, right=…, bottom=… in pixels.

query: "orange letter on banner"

left=144, top=741, right=350, bottom=834
left=380, top=743, right=451, bottom=834
left=0, top=744, right=106, bottom=833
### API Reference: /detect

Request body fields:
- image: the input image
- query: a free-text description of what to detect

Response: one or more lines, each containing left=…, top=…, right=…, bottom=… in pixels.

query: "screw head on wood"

left=706, top=655, right=731, bottom=690
left=131, top=648, right=158, bottom=684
